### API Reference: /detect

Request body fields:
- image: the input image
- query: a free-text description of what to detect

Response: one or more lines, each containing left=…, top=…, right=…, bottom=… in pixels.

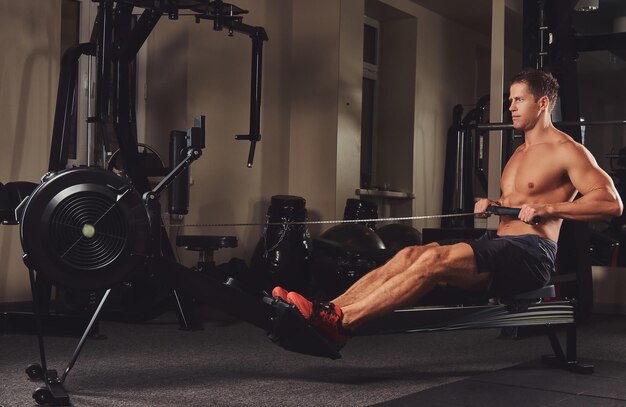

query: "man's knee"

left=396, top=242, right=439, bottom=264
left=415, top=244, right=474, bottom=277
left=415, top=247, right=449, bottom=277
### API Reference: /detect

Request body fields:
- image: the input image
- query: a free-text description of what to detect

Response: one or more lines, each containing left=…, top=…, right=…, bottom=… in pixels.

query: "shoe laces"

left=312, top=301, right=340, bottom=323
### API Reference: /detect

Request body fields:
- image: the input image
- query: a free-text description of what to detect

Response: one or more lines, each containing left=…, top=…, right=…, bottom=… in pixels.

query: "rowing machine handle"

left=486, top=205, right=541, bottom=224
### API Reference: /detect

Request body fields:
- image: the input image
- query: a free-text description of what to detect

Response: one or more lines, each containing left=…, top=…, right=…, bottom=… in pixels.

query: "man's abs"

left=496, top=216, right=562, bottom=243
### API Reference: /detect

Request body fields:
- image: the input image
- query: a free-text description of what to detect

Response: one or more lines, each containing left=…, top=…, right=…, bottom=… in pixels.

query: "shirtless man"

left=273, top=68, right=623, bottom=347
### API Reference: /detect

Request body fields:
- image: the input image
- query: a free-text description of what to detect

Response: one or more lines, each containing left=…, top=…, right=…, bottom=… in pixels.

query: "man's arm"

left=520, top=141, right=623, bottom=223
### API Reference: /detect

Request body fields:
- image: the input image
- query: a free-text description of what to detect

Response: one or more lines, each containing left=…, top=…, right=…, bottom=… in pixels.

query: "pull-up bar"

left=474, top=120, right=626, bottom=131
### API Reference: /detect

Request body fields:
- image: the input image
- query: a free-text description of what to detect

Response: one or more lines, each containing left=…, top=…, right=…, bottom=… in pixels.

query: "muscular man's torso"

left=497, top=131, right=578, bottom=242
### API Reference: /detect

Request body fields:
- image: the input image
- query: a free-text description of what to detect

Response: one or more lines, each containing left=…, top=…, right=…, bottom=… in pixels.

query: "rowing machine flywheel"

left=20, top=167, right=151, bottom=291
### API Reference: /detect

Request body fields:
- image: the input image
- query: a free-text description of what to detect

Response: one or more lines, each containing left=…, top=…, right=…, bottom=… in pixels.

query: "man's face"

left=508, top=82, right=546, bottom=131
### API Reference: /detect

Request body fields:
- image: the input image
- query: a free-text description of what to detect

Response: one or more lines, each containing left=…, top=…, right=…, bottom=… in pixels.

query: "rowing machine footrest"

left=266, top=298, right=342, bottom=360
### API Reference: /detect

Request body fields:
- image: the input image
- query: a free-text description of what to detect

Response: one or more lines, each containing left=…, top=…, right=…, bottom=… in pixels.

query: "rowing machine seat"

left=510, top=284, right=556, bottom=300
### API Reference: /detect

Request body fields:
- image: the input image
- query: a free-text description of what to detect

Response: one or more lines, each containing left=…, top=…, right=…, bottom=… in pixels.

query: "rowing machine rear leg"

left=542, top=323, right=594, bottom=374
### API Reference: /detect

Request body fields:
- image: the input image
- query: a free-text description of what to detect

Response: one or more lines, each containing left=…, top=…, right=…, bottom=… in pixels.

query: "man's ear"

left=539, top=95, right=549, bottom=111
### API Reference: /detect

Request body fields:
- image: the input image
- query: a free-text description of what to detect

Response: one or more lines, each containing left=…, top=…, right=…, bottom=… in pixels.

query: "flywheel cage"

left=49, top=192, right=128, bottom=270
left=20, top=167, right=151, bottom=291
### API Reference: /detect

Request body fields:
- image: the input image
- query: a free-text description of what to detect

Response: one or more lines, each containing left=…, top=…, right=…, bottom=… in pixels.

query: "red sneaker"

left=286, top=292, right=351, bottom=346
left=272, top=286, right=289, bottom=301
left=285, top=291, right=313, bottom=318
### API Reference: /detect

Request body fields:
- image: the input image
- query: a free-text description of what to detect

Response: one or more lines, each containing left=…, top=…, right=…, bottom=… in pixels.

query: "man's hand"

left=474, top=199, right=500, bottom=218
left=519, top=204, right=549, bottom=224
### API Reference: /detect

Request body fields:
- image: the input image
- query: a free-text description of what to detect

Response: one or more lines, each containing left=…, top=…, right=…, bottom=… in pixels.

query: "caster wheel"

left=32, top=386, right=52, bottom=405
left=26, top=363, right=44, bottom=380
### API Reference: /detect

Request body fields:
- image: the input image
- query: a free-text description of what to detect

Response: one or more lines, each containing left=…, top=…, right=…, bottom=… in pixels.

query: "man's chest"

left=501, top=149, right=566, bottom=196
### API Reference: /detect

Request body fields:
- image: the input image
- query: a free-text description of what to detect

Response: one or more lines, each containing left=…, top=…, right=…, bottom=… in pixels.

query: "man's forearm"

left=546, top=188, right=623, bottom=221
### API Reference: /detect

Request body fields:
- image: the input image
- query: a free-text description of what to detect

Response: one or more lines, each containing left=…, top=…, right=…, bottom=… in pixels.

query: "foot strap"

left=265, top=297, right=342, bottom=360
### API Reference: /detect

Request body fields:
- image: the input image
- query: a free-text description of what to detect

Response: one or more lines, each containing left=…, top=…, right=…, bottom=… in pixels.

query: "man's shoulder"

left=551, top=130, right=584, bottom=152
left=551, top=132, right=595, bottom=167
left=554, top=134, right=585, bottom=153
left=551, top=128, right=574, bottom=143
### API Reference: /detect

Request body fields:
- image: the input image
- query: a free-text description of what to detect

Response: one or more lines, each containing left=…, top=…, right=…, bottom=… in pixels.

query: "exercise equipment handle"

left=486, top=205, right=542, bottom=224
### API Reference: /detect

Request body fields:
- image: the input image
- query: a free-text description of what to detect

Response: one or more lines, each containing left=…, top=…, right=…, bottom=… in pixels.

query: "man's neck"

left=524, top=115, right=553, bottom=145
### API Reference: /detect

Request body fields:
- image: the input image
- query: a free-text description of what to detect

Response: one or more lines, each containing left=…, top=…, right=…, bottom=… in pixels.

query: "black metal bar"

left=462, top=126, right=474, bottom=226
left=171, top=288, right=196, bottom=330
left=522, top=0, right=539, bottom=69
left=60, top=289, right=111, bottom=383
left=27, top=268, right=49, bottom=379
left=538, top=0, right=548, bottom=68
left=150, top=148, right=202, bottom=198
left=48, top=43, right=96, bottom=172
left=117, top=8, right=161, bottom=61
left=566, top=322, right=577, bottom=362
left=232, top=23, right=268, bottom=168
left=547, top=325, right=566, bottom=361
left=475, top=120, right=626, bottom=131
left=112, top=3, right=150, bottom=192
left=112, top=2, right=134, bottom=123
left=95, top=2, right=113, bottom=122
left=168, top=130, right=190, bottom=215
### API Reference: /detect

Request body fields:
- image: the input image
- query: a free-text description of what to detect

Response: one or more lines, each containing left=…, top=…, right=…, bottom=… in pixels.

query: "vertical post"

left=247, top=32, right=262, bottom=168
left=456, top=129, right=465, bottom=210
left=487, top=0, right=506, bottom=229
left=566, top=323, right=577, bottom=362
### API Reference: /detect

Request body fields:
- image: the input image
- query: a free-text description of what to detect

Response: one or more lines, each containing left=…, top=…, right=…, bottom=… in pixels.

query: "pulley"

left=20, top=167, right=152, bottom=291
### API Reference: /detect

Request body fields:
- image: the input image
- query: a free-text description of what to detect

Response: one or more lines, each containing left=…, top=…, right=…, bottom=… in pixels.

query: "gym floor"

left=1, top=308, right=625, bottom=407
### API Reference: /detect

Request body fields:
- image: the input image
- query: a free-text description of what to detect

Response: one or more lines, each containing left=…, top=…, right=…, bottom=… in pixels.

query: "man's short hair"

left=511, top=69, right=560, bottom=111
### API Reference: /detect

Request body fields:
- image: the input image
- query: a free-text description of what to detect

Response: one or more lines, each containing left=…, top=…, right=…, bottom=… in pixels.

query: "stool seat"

left=176, top=235, right=238, bottom=252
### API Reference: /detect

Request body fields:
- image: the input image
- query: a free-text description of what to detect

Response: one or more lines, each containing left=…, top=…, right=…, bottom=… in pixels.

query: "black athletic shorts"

left=439, top=231, right=557, bottom=298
